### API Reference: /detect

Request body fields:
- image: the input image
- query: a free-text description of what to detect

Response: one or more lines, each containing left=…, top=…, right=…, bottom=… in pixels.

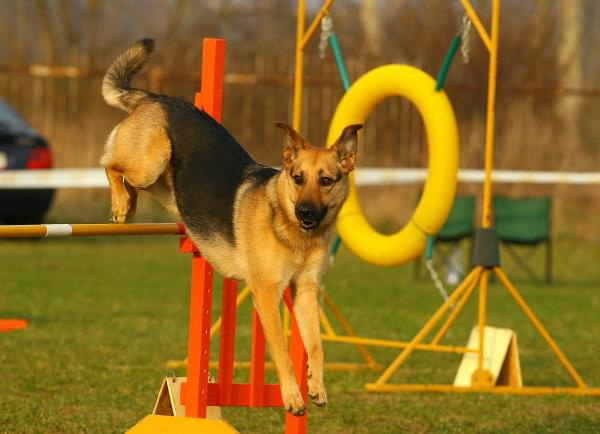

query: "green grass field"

left=1, top=237, right=600, bottom=433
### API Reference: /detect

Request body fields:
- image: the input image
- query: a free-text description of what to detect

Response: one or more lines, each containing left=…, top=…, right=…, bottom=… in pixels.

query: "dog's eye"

left=319, top=177, right=334, bottom=187
left=293, top=174, right=304, bottom=185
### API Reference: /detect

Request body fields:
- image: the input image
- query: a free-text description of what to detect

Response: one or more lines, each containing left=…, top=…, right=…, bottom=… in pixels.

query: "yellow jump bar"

left=0, top=223, right=186, bottom=238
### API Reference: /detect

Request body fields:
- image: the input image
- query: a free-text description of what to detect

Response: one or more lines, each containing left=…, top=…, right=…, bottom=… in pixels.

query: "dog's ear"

left=276, top=122, right=306, bottom=167
left=331, top=124, right=362, bottom=174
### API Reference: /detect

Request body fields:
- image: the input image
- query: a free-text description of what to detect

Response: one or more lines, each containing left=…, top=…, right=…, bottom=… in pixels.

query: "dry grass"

left=1, top=238, right=600, bottom=433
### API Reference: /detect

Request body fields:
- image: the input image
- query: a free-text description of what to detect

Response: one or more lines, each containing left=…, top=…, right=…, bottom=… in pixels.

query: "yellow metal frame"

left=166, top=285, right=381, bottom=372
left=362, top=0, right=600, bottom=396
left=293, top=0, right=336, bottom=131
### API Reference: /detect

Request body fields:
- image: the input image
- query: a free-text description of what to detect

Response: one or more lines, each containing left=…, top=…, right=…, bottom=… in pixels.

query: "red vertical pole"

left=283, top=289, right=308, bottom=434
left=218, top=278, right=238, bottom=405
left=180, top=37, right=225, bottom=417
left=181, top=253, right=214, bottom=418
left=249, top=308, right=266, bottom=406
left=180, top=37, right=307, bottom=432
left=195, top=38, right=225, bottom=122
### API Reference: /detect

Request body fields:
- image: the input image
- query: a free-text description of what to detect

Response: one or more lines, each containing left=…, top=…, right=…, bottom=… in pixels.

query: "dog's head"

left=275, top=122, right=362, bottom=232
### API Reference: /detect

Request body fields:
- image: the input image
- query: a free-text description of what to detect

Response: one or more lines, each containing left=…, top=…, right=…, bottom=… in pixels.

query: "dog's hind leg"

left=292, top=276, right=327, bottom=406
left=145, top=169, right=179, bottom=216
left=105, top=168, right=134, bottom=223
left=124, top=180, right=139, bottom=220
left=250, top=285, right=306, bottom=416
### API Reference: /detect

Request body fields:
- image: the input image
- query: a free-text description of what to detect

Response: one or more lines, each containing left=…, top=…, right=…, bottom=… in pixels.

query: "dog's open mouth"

left=300, top=220, right=319, bottom=231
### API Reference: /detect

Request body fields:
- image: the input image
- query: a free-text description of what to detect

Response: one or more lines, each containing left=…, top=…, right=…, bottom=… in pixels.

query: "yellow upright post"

left=480, top=0, right=501, bottom=229
left=292, top=0, right=335, bottom=131
left=292, top=0, right=305, bottom=131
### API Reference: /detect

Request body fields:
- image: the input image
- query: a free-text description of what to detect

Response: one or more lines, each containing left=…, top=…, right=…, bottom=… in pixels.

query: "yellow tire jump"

left=326, top=64, right=459, bottom=266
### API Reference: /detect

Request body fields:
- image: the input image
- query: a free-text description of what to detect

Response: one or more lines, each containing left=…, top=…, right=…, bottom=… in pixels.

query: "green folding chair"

left=436, top=195, right=476, bottom=243
left=492, top=195, right=552, bottom=283
left=415, top=195, right=475, bottom=280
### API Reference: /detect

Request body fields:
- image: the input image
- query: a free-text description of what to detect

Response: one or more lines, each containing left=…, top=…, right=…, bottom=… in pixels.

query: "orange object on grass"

left=0, top=319, right=28, bottom=332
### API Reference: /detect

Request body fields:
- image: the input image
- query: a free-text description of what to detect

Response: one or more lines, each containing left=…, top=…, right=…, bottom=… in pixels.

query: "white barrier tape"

left=44, top=224, right=73, bottom=237
left=1, top=168, right=600, bottom=188
left=356, top=168, right=600, bottom=185
left=356, top=168, right=427, bottom=185
left=0, top=169, right=108, bottom=189
left=462, top=169, right=600, bottom=185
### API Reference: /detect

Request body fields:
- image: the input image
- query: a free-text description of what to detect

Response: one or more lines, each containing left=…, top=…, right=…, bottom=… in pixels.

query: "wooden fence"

left=0, top=51, right=432, bottom=169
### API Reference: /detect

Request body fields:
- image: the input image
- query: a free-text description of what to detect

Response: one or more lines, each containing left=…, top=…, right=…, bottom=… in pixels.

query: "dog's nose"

left=296, top=202, right=317, bottom=222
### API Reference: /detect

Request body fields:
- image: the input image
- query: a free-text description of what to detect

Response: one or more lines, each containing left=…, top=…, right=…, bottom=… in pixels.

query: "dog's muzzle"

left=295, top=202, right=326, bottom=231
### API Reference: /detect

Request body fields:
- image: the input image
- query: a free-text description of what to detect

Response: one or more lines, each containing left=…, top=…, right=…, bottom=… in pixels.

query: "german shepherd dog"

left=101, top=39, right=361, bottom=415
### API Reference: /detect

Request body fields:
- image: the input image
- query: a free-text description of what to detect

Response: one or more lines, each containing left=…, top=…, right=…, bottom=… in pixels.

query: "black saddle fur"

left=161, top=96, right=278, bottom=244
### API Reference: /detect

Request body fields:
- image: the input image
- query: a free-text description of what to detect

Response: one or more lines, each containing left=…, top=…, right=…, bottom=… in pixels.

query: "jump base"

left=365, top=383, right=600, bottom=396
left=127, top=415, right=238, bottom=433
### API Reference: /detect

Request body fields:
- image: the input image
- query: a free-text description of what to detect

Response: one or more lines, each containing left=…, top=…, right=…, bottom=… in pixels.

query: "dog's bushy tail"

left=102, top=38, right=154, bottom=113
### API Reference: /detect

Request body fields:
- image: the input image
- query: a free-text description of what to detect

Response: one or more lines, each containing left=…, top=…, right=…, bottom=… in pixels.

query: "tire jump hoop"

left=326, top=64, right=459, bottom=266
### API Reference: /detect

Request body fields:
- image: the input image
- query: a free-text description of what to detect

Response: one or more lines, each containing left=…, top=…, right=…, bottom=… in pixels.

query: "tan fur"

left=101, top=101, right=178, bottom=222
left=224, top=136, right=357, bottom=413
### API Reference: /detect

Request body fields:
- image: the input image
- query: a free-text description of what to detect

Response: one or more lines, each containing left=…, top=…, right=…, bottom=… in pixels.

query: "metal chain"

left=319, top=15, right=334, bottom=59
left=425, top=258, right=452, bottom=307
left=460, top=15, right=472, bottom=64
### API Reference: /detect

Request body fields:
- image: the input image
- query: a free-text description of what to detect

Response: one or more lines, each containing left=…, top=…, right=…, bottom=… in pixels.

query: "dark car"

left=0, top=100, right=54, bottom=224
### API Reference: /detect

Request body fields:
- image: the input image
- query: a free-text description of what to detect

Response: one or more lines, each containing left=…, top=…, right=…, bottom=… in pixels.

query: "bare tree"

left=360, top=0, right=382, bottom=56
left=58, top=0, right=80, bottom=65
left=162, top=0, right=190, bottom=72
left=555, top=0, right=583, bottom=165
left=34, top=0, right=60, bottom=64
left=0, top=2, right=27, bottom=63
left=82, top=0, right=101, bottom=69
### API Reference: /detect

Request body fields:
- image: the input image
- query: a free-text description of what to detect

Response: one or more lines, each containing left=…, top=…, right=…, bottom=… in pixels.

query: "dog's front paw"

left=308, top=377, right=327, bottom=407
left=110, top=214, right=127, bottom=224
left=281, top=382, right=305, bottom=416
